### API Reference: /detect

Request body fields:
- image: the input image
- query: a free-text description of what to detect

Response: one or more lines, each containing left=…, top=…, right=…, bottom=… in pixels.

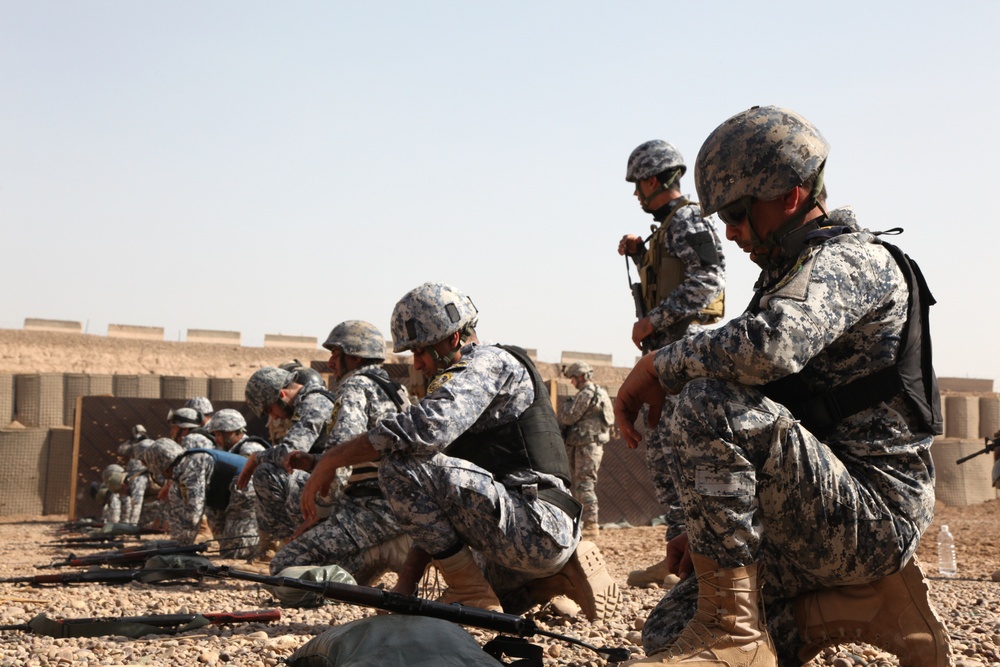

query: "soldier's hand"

left=285, top=451, right=316, bottom=474
left=631, top=317, right=654, bottom=350
left=236, top=452, right=259, bottom=490
left=614, top=353, right=665, bottom=448
left=157, top=480, right=171, bottom=502
left=618, top=234, right=643, bottom=256
left=666, top=532, right=693, bottom=581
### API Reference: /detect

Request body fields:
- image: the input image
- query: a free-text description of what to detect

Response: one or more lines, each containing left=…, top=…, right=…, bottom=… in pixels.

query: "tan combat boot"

left=796, top=557, right=952, bottom=667
left=194, top=515, right=213, bottom=544
left=622, top=553, right=776, bottom=666
left=353, top=533, right=413, bottom=586
left=527, top=540, right=622, bottom=621
left=433, top=546, right=503, bottom=612
left=628, top=557, right=680, bottom=588
left=247, top=529, right=281, bottom=568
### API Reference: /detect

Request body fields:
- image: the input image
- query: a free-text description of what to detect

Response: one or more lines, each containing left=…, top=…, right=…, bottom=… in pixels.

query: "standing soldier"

left=618, top=139, right=727, bottom=588
left=558, top=361, right=614, bottom=539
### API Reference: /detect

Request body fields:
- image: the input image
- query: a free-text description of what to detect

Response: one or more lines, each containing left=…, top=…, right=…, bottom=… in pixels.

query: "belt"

left=344, top=484, right=383, bottom=498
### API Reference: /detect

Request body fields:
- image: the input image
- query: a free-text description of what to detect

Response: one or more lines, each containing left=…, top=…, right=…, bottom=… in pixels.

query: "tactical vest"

left=759, top=234, right=942, bottom=437
left=298, top=385, right=341, bottom=455
left=445, top=346, right=572, bottom=486
left=342, top=371, right=409, bottom=496
left=168, top=448, right=248, bottom=511
left=640, top=198, right=725, bottom=324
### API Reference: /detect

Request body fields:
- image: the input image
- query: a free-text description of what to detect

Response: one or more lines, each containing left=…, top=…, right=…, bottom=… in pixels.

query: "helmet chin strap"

left=638, top=169, right=682, bottom=212
left=751, top=166, right=828, bottom=269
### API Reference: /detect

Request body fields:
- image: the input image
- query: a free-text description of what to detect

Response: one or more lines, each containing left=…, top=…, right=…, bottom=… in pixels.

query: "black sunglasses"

left=717, top=197, right=754, bottom=226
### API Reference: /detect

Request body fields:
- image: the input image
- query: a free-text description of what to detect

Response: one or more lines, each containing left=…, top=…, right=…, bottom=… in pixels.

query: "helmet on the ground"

left=207, top=408, right=247, bottom=434
left=563, top=361, right=594, bottom=379
left=245, top=367, right=293, bottom=417
left=390, top=283, right=478, bottom=353
left=695, top=105, right=830, bottom=215
left=626, top=140, right=686, bottom=183
left=102, top=464, right=126, bottom=491
left=141, top=438, right=184, bottom=479
left=184, top=397, right=214, bottom=416
left=167, top=407, right=202, bottom=429
left=323, top=320, right=387, bottom=361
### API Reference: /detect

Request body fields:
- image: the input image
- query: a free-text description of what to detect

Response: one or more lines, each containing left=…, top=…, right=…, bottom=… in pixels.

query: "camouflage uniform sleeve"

left=559, top=383, right=597, bottom=427
left=258, top=392, right=335, bottom=466
left=369, top=347, right=533, bottom=457
left=325, top=375, right=378, bottom=445
left=171, top=454, right=213, bottom=543
left=647, top=205, right=726, bottom=332
left=653, top=235, right=898, bottom=390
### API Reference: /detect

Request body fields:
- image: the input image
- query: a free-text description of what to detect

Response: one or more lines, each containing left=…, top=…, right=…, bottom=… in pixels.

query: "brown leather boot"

left=622, top=553, right=776, bottom=666
left=796, top=557, right=952, bottom=667
left=527, top=540, right=622, bottom=621
left=433, top=546, right=503, bottom=612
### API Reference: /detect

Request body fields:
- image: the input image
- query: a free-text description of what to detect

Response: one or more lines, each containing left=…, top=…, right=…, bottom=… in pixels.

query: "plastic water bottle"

left=937, top=524, right=957, bottom=576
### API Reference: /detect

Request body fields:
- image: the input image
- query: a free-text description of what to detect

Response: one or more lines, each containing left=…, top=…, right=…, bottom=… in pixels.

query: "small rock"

left=199, top=650, right=220, bottom=665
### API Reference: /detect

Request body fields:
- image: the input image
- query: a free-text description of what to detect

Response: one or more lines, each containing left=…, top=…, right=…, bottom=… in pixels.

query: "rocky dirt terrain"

left=0, top=499, right=996, bottom=667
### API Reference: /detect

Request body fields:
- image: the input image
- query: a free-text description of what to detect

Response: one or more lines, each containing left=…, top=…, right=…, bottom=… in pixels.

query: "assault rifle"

left=199, top=565, right=630, bottom=663
left=0, top=563, right=203, bottom=586
left=38, top=540, right=184, bottom=568
left=956, top=435, right=999, bottom=464
left=50, top=525, right=164, bottom=542
left=53, top=518, right=103, bottom=533
left=0, top=609, right=280, bottom=638
left=36, top=533, right=256, bottom=569
left=625, top=254, right=655, bottom=354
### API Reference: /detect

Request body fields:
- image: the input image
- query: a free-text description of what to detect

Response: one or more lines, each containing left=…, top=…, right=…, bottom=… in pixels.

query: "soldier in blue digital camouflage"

left=618, top=140, right=727, bottom=589
left=557, top=361, right=614, bottom=539
left=300, top=283, right=620, bottom=620
left=236, top=365, right=336, bottom=559
left=141, top=436, right=259, bottom=558
left=96, top=464, right=127, bottom=524
left=269, top=320, right=411, bottom=584
left=207, top=409, right=266, bottom=458
left=614, top=106, right=950, bottom=667
left=167, top=406, right=215, bottom=451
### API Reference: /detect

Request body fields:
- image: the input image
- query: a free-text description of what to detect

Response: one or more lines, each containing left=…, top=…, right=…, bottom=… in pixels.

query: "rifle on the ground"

left=0, top=564, right=203, bottom=586
left=44, top=539, right=130, bottom=550
left=956, top=436, right=999, bottom=464
left=53, top=519, right=104, bottom=533
left=199, top=565, right=630, bottom=663
left=36, top=542, right=207, bottom=569
left=0, top=609, right=280, bottom=638
left=50, top=525, right=164, bottom=543
left=38, top=540, right=182, bottom=568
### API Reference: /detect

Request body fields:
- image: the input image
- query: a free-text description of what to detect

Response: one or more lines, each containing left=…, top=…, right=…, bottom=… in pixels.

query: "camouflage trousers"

left=269, top=493, right=403, bottom=583
left=252, top=461, right=310, bottom=540
left=165, top=482, right=259, bottom=559
left=565, top=442, right=603, bottom=526
left=379, top=451, right=579, bottom=593
left=641, top=397, right=685, bottom=541
left=640, top=378, right=930, bottom=666
left=102, top=494, right=123, bottom=524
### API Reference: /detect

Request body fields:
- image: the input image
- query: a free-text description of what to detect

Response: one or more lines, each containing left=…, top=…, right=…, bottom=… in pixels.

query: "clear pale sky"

left=2, top=2, right=998, bottom=384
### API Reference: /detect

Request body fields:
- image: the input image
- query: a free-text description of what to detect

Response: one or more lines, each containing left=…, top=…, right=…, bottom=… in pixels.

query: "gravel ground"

left=1, top=500, right=996, bottom=666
